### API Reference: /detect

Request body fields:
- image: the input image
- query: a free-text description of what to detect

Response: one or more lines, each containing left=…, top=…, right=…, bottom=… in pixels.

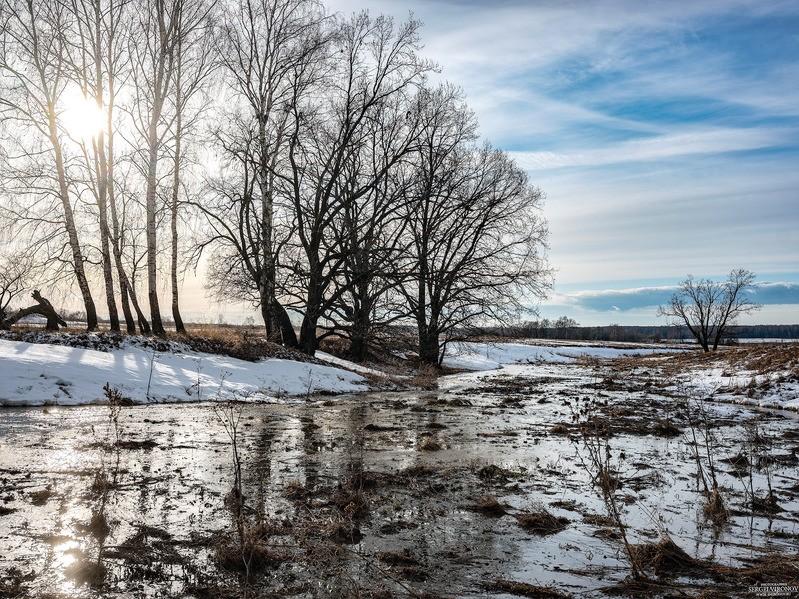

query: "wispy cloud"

left=512, top=127, right=791, bottom=170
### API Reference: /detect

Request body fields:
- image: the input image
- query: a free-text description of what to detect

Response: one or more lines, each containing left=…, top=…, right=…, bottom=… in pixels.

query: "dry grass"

left=216, top=537, right=290, bottom=573
left=660, top=343, right=799, bottom=379
left=702, top=489, right=729, bottom=525
left=419, top=436, right=442, bottom=451
left=477, top=464, right=521, bottom=483
left=711, top=554, right=799, bottom=588
left=408, top=365, right=441, bottom=390
left=466, top=495, right=508, bottom=516
left=329, top=488, right=370, bottom=518
left=175, top=325, right=316, bottom=363
left=323, top=520, right=363, bottom=544
left=398, top=464, right=437, bottom=479
left=548, top=423, right=571, bottom=435
left=283, top=480, right=311, bottom=500
left=515, top=510, right=569, bottom=535
left=486, top=579, right=572, bottom=598
left=374, top=550, right=421, bottom=567
left=630, top=536, right=707, bottom=577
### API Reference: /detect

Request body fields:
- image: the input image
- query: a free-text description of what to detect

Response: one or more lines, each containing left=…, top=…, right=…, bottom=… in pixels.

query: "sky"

left=315, top=0, right=799, bottom=326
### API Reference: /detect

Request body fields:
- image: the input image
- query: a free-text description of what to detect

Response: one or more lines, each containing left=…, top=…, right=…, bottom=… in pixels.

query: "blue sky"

left=324, top=0, right=799, bottom=325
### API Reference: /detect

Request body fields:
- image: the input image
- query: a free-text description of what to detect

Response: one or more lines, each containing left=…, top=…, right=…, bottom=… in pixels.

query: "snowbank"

left=0, top=339, right=366, bottom=406
left=442, top=341, right=679, bottom=371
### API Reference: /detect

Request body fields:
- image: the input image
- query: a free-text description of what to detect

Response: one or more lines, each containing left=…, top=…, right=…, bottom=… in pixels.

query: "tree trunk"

left=258, top=111, right=280, bottom=342
left=118, top=278, right=135, bottom=332
left=96, top=130, right=120, bottom=332
left=108, top=182, right=143, bottom=334
left=170, top=129, right=185, bottom=333
left=259, top=269, right=280, bottom=342
left=348, top=336, right=369, bottom=362
left=91, top=1, right=119, bottom=332
left=417, top=312, right=440, bottom=365
left=47, top=111, right=98, bottom=331
left=418, top=327, right=440, bottom=365
left=103, top=7, right=135, bottom=334
left=299, top=279, right=321, bottom=355
left=126, top=277, right=152, bottom=334
left=2, top=291, right=68, bottom=331
left=142, top=6, right=171, bottom=337
left=145, top=124, right=165, bottom=336
left=348, top=288, right=373, bottom=362
left=170, top=36, right=186, bottom=334
left=277, top=300, right=298, bottom=348
left=298, top=312, right=318, bottom=355
left=298, top=259, right=324, bottom=355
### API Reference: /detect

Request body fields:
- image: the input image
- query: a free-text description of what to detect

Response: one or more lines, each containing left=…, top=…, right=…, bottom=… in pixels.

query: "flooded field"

left=1, top=358, right=798, bottom=598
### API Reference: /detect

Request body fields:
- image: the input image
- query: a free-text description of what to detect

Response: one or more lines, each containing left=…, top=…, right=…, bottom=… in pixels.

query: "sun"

left=59, top=91, right=106, bottom=142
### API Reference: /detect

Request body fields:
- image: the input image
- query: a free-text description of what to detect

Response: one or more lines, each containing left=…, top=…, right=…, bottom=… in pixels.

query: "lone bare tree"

left=657, top=269, right=761, bottom=352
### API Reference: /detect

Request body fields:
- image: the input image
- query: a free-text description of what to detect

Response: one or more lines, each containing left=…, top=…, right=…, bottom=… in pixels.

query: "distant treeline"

left=486, top=320, right=799, bottom=343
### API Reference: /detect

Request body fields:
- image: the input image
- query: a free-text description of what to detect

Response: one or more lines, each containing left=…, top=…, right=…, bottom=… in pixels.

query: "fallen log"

left=1, top=290, right=68, bottom=331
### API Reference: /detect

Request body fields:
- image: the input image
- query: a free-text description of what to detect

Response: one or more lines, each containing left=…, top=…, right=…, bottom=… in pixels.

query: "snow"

left=442, top=341, right=680, bottom=370
left=0, top=339, right=366, bottom=406
left=665, top=364, right=799, bottom=412
left=3, top=335, right=795, bottom=412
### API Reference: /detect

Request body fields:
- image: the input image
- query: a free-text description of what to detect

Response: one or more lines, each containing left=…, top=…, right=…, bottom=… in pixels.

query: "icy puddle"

left=1, top=360, right=798, bottom=598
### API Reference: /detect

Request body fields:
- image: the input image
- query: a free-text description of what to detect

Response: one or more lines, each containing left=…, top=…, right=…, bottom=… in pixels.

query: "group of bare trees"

left=0, top=0, right=214, bottom=335
left=0, top=0, right=550, bottom=364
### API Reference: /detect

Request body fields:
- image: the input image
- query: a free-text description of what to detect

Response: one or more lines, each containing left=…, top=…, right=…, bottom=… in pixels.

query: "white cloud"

left=512, top=127, right=791, bottom=170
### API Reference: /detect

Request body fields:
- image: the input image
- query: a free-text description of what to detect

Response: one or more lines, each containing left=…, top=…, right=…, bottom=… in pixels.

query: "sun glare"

left=59, top=92, right=106, bottom=142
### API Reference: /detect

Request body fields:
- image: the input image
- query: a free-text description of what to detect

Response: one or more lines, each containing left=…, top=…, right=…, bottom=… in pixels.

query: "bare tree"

left=2, top=290, right=68, bottom=330
left=198, top=0, right=328, bottom=344
left=657, top=269, right=761, bottom=352
left=0, top=0, right=99, bottom=329
left=130, top=0, right=212, bottom=335
left=283, top=11, right=433, bottom=355
left=399, top=89, right=550, bottom=364
left=60, top=0, right=132, bottom=331
left=324, top=91, right=421, bottom=361
left=167, top=1, right=215, bottom=334
left=112, top=172, right=152, bottom=332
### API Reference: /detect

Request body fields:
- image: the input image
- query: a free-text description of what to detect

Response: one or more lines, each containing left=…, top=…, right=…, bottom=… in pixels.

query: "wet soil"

left=1, top=358, right=798, bottom=598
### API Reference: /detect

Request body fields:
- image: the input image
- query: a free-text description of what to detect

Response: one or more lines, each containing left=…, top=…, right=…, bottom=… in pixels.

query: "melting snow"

left=0, top=339, right=366, bottom=406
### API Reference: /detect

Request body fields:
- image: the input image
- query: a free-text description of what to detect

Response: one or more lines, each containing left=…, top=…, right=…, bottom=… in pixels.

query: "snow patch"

left=442, top=341, right=679, bottom=371
left=0, top=339, right=366, bottom=406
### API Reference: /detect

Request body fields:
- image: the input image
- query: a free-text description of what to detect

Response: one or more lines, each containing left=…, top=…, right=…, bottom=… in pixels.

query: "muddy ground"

left=1, top=355, right=798, bottom=598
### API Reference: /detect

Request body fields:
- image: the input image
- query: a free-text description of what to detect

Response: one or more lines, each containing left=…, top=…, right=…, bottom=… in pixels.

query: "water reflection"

left=0, top=366, right=797, bottom=597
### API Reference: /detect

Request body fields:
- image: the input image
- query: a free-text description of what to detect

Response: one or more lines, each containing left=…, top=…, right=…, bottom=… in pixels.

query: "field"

left=1, top=335, right=798, bottom=598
